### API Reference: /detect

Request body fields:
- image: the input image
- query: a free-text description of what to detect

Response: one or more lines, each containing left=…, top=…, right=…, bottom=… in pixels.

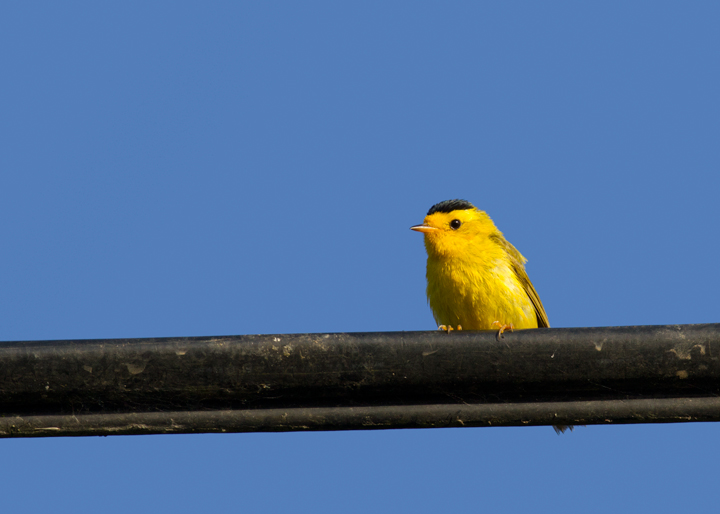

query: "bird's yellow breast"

left=426, top=251, right=538, bottom=330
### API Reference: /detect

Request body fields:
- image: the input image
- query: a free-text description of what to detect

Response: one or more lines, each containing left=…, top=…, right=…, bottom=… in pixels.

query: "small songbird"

left=411, top=199, right=549, bottom=333
left=411, top=199, right=573, bottom=434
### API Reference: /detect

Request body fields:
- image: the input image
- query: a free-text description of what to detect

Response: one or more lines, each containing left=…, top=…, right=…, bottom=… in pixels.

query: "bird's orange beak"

left=410, top=224, right=438, bottom=233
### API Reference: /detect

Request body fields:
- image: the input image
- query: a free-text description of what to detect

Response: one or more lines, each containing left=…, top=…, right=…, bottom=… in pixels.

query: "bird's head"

left=411, top=199, right=498, bottom=259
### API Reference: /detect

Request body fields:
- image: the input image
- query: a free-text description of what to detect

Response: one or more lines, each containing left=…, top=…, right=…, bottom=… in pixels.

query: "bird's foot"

left=492, top=321, right=514, bottom=341
left=438, top=325, right=462, bottom=333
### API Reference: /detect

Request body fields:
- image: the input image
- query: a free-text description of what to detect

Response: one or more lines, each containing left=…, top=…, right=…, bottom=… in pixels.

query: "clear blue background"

left=2, top=2, right=719, bottom=512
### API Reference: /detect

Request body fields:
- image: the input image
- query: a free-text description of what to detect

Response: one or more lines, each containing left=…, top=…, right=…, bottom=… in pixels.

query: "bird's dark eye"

left=450, top=219, right=462, bottom=230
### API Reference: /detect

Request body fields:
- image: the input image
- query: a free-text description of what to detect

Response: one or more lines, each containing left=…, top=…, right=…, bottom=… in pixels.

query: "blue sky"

left=1, top=2, right=719, bottom=512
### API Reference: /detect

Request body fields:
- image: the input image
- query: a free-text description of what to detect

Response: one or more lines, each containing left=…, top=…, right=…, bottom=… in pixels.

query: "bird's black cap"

left=427, top=199, right=475, bottom=215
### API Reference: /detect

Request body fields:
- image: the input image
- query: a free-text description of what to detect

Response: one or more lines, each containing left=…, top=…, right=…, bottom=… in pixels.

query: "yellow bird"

left=411, top=199, right=572, bottom=434
left=411, top=199, right=549, bottom=334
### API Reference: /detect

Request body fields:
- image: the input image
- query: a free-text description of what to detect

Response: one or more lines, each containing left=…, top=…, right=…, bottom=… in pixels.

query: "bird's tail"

left=553, top=425, right=575, bottom=434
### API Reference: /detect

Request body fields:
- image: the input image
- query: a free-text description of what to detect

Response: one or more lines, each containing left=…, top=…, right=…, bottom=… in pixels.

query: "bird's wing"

left=491, top=234, right=550, bottom=328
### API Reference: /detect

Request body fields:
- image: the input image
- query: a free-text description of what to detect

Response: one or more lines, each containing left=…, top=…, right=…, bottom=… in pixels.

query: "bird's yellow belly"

left=426, top=259, right=537, bottom=331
